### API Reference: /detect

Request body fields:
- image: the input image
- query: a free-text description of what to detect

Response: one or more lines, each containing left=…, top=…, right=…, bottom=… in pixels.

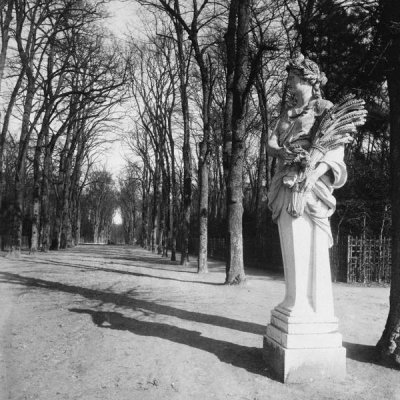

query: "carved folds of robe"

left=267, top=99, right=347, bottom=317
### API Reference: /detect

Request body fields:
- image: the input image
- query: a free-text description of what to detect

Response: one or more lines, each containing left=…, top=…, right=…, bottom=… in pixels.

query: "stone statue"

left=263, top=53, right=366, bottom=382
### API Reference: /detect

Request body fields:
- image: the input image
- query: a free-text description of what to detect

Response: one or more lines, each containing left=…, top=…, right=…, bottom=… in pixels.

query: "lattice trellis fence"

left=347, top=236, right=391, bottom=284
left=195, top=235, right=392, bottom=284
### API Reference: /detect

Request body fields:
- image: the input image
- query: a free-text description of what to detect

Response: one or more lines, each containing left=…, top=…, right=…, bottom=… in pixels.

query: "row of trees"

left=124, top=0, right=390, bottom=281
left=0, top=0, right=127, bottom=251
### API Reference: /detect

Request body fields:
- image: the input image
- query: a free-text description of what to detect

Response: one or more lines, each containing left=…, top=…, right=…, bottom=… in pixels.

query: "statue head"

left=286, top=53, right=327, bottom=99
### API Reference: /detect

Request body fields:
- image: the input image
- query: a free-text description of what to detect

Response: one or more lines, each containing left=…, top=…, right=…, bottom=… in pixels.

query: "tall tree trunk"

left=30, top=122, right=47, bottom=252
left=70, top=137, right=86, bottom=247
left=376, top=0, right=400, bottom=366
left=225, top=0, right=251, bottom=284
left=173, top=5, right=192, bottom=266
left=159, top=173, right=167, bottom=256
left=254, top=76, right=269, bottom=228
left=40, top=137, right=53, bottom=251
left=0, top=68, right=24, bottom=210
left=73, top=204, right=81, bottom=245
left=152, top=161, right=160, bottom=253
left=12, top=79, right=35, bottom=253
left=146, top=191, right=152, bottom=249
left=222, top=0, right=237, bottom=190
left=93, top=213, right=100, bottom=243
left=61, top=126, right=81, bottom=249
left=52, top=110, right=74, bottom=250
left=170, top=144, right=177, bottom=261
left=196, top=64, right=212, bottom=273
left=60, top=159, right=74, bottom=249
left=222, top=0, right=238, bottom=274
left=197, top=137, right=210, bottom=273
left=61, top=194, right=72, bottom=248
left=141, top=169, right=149, bottom=248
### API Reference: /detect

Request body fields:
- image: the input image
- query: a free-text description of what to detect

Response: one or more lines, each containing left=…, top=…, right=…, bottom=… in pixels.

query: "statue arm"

left=267, top=123, right=295, bottom=163
left=303, top=145, right=347, bottom=192
left=318, top=146, right=348, bottom=188
left=302, top=162, right=330, bottom=192
left=267, top=128, right=282, bottom=157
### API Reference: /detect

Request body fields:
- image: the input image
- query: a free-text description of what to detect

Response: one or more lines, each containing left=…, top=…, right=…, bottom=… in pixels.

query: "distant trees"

left=0, top=0, right=127, bottom=253
left=126, top=29, right=180, bottom=258
left=118, top=163, right=142, bottom=245
left=150, top=0, right=223, bottom=272
left=81, top=169, right=116, bottom=244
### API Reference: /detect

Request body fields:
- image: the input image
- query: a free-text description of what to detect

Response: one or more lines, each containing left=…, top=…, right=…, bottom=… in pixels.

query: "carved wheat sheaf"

left=287, top=94, right=368, bottom=218
left=305, top=94, right=367, bottom=174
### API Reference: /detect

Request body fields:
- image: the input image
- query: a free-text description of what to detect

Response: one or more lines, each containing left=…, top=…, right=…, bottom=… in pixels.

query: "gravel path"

left=0, top=245, right=398, bottom=400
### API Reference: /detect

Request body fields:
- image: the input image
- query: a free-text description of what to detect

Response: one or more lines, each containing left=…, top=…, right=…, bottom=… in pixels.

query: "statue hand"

left=278, top=146, right=296, bottom=164
left=301, top=171, right=319, bottom=192
left=301, top=162, right=331, bottom=192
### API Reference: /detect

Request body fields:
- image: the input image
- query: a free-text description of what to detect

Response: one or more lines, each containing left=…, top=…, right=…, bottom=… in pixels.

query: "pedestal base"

left=263, top=335, right=346, bottom=383
left=263, top=308, right=346, bottom=383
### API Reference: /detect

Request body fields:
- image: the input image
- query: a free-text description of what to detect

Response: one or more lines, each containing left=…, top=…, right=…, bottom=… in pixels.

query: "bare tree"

left=224, top=0, right=278, bottom=284
left=128, top=37, right=178, bottom=257
left=173, top=0, right=193, bottom=266
left=376, top=0, right=400, bottom=367
left=138, top=0, right=221, bottom=272
left=11, top=0, right=51, bottom=253
left=119, top=163, right=142, bottom=245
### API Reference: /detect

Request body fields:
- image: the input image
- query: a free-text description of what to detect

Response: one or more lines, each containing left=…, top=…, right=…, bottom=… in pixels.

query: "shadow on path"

left=0, top=271, right=265, bottom=336
left=21, top=258, right=223, bottom=286
left=343, top=341, right=400, bottom=371
left=343, top=342, right=378, bottom=364
left=75, top=246, right=283, bottom=281
left=70, top=308, right=273, bottom=378
left=66, top=245, right=190, bottom=267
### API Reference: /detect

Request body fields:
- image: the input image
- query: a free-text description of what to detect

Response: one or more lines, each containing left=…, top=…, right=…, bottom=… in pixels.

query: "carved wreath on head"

left=286, top=53, right=328, bottom=87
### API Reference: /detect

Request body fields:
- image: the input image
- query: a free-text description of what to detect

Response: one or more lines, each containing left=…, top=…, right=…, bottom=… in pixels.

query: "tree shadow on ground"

left=22, top=253, right=282, bottom=284
left=343, top=341, right=400, bottom=370
left=343, top=341, right=377, bottom=363
left=0, top=271, right=265, bottom=335
left=69, top=245, right=185, bottom=267
left=68, top=245, right=276, bottom=277
left=70, top=308, right=274, bottom=378
left=21, top=258, right=223, bottom=286
left=107, top=255, right=181, bottom=266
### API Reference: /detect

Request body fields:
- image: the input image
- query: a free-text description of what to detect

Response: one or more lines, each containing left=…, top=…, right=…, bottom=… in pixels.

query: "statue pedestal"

left=263, top=306, right=346, bottom=383
left=263, top=208, right=346, bottom=382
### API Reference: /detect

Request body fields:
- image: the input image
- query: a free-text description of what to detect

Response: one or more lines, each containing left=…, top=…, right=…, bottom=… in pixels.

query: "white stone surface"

left=263, top=209, right=346, bottom=382
left=277, top=210, right=334, bottom=319
left=271, top=309, right=339, bottom=334
left=266, top=325, right=342, bottom=348
left=263, top=335, right=346, bottom=383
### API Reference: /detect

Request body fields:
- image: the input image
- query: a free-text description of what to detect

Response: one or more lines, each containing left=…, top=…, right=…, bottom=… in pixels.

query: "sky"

left=101, top=1, right=143, bottom=177
left=105, top=1, right=142, bottom=38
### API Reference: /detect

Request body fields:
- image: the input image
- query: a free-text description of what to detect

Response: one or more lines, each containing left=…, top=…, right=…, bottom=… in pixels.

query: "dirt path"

left=0, top=245, right=398, bottom=400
